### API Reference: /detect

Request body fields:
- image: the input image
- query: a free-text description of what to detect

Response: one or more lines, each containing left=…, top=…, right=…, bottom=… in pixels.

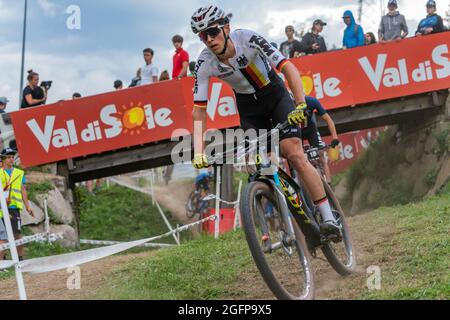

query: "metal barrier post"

left=214, top=167, right=221, bottom=239
left=0, top=186, right=27, bottom=300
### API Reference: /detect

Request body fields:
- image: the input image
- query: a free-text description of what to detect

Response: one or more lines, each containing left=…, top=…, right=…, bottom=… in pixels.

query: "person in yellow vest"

left=0, top=148, right=34, bottom=262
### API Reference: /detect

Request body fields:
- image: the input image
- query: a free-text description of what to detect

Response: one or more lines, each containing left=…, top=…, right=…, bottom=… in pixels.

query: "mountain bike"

left=209, top=122, right=356, bottom=300
left=186, top=186, right=210, bottom=219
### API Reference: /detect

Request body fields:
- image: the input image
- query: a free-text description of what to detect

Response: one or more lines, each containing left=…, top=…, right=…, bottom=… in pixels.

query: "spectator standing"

left=21, top=70, right=47, bottom=109
left=378, top=0, right=408, bottom=42
left=365, top=32, right=378, bottom=45
left=342, top=10, right=365, bottom=49
left=114, top=80, right=123, bottom=90
left=416, top=0, right=445, bottom=36
left=172, top=35, right=190, bottom=79
left=298, top=19, right=328, bottom=55
left=137, top=48, right=159, bottom=85
left=0, top=148, right=33, bottom=262
left=279, top=25, right=302, bottom=58
left=0, top=97, right=9, bottom=114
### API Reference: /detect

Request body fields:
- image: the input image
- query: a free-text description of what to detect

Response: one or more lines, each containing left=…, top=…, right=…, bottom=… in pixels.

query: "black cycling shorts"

left=235, top=73, right=302, bottom=145
left=302, top=122, right=326, bottom=148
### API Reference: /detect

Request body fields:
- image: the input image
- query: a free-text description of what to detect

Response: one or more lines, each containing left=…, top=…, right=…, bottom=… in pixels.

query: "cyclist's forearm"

left=323, top=114, right=338, bottom=139
left=193, top=107, right=207, bottom=154
left=281, top=62, right=305, bottom=105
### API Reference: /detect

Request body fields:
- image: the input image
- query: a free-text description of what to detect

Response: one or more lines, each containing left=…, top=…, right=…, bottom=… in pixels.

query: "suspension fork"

left=270, top=172, right=296, bottom=240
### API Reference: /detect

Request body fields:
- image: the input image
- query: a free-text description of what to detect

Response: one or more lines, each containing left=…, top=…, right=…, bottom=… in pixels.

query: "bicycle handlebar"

left=207, top=122, right=291, bottom=166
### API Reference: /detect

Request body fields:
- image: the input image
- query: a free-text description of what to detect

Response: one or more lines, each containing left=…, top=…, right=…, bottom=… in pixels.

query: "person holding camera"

left=21, top=70, right=50, bottom=109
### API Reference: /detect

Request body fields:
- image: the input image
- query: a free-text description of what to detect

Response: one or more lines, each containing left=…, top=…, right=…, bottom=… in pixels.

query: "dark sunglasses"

left=199, top=26, right=222, bottom=42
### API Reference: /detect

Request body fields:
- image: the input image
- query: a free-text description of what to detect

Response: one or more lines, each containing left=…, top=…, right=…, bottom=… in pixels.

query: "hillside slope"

left=91, top=185, right=450, bottom=300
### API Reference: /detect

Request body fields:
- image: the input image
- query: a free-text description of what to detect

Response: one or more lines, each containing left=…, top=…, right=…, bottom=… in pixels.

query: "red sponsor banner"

left=10, top=33, right=449, bottom=167
left=291, top=32, right=450, bottom=110
left=12, top=80, right=192, bottom=167
left=322, top=127, right=386, bottom=175
left=181, top=77, right=240, bottom=131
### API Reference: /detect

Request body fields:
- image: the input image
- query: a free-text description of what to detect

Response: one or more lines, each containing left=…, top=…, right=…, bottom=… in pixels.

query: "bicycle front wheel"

left=240, top=181, right=315, bottom=300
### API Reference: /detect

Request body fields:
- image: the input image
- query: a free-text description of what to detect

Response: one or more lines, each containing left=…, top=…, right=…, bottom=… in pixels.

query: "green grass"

left=345, top=188, right=450, bottom=300
left=77, top=185, right=188, bottom=244
left=92, top=186, right=450, bottom=300
left=27, top=181, right=53, bottom=203
left=1, top=184, right=190, bottom=281
left=94, top=231, right=254, bottom=300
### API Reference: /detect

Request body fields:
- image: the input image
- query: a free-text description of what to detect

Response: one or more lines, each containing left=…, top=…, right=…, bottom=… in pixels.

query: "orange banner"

left=12, top=80, right=192, bottom=167
left=292, top=32, right=450, bottom=109
left=10, top=32, right=450, bottom=167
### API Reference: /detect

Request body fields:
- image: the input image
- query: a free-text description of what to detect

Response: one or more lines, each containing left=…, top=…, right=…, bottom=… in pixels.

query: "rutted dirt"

left=0, top=177, right=401, bottom=300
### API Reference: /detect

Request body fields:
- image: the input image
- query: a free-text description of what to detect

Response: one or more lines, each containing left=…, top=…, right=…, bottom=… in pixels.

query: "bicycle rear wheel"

left=240, top=181, right=315, bottom=300
left=185, top=191, right=199, bottom=219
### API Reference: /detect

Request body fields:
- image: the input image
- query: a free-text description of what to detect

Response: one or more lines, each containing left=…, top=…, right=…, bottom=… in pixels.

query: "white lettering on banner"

left=67, top=120, right=78, bottom=144
left=432, top=45, right=450, bottom=79
left=144, top=105, right=173, bottom=128
left=27, top=104, right=174, bottom=152
left=359, top=44, right=449, bottom=91
left=359, top=54, right=410, bottom=91
left=26, top=116, right=56, bottom=152
left=412, top=61, right=434, bottom=82
left=52, top=128, right=71, bottom=148
left=313, top=74, right=342, bottom=99
left=207, top=82, right=237, bottom=121
left=101, top=105, right=122, bottom=138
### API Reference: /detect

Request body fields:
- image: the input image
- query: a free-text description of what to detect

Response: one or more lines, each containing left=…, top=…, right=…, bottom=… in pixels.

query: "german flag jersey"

left=193, top=29, right=289, bottom=108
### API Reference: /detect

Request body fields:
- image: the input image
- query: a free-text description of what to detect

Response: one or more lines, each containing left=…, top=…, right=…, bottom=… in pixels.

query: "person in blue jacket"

left=342, top=10, right=365, bottom=49
left=415, top=0, right=445, bottom=36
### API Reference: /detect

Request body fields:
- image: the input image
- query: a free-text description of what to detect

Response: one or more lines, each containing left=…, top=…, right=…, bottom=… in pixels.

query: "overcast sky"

left=0, top=0, right=448, bottom=110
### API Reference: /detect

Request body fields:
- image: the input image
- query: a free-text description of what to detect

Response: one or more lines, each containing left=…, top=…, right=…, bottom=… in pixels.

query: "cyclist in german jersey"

left=190, top=5, right=340, bottom=236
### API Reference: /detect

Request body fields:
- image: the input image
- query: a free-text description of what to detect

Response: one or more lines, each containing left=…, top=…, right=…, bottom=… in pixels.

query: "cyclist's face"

left=201, top=24, right=229, bottom=54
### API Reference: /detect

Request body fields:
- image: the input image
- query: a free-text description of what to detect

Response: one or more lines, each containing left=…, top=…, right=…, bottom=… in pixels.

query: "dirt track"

left=0, top=179, right=391, bottom=300
left=0, top=252, right=154, bottom=300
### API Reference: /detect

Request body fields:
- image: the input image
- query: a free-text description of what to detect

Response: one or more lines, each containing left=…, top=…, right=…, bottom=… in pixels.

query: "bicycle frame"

left=249, top=153, right=323, bottom=249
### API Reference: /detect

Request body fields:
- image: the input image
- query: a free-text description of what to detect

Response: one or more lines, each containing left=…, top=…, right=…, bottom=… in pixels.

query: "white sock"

left=315, top=198, right=336, bottom=224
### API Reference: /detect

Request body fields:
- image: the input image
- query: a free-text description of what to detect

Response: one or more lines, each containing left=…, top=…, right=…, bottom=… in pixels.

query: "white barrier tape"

left=0, top=233, right=48, bottom=251
left=0, top=233, right=63, bottom=251
left=17, top=215, right=216, bottom=274
left=0, top=260, right=15, bottom=269
left=18, top=237, right=157, bottom=274
left=80, top=240, right=175, bottom=248
left=203, top=194, right=239, bottom=206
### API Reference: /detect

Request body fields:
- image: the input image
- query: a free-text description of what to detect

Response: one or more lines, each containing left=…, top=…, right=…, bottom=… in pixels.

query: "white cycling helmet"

left=191, top=5, right=232, bottom=34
